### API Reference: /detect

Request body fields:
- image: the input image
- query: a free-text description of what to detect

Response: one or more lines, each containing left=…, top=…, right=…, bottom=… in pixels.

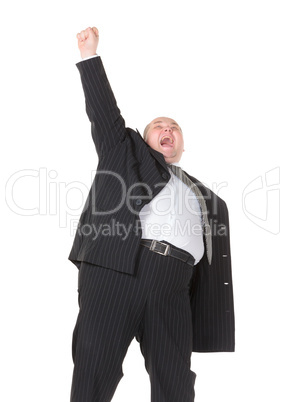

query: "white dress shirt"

left=139, top=162, right=204, bottom=264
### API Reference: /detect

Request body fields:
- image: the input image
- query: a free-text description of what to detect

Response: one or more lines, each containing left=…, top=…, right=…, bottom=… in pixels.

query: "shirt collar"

left=170, top=161, right=181, bottom=167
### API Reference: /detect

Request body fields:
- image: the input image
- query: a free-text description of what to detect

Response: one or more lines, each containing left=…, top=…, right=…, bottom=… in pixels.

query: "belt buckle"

left=150, top=240, right=170, bottom=256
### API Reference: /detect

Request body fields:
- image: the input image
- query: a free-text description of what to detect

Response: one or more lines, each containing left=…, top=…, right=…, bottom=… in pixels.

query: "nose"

left=163, top=126, right=172, bottom=133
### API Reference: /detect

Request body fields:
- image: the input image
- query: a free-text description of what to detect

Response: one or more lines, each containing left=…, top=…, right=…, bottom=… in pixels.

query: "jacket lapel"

left=148, top=147, right=169, bottom=172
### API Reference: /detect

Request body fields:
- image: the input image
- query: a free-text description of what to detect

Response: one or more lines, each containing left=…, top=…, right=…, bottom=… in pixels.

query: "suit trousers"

left=70, top=242, right=196, bottom=402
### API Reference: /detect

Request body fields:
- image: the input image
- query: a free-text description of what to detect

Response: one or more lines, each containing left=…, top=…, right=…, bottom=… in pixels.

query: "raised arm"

left=76, top=27, right=126, bottom=158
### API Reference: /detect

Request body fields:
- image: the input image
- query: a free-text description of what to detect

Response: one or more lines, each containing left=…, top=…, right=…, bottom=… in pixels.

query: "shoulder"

left=125, top=127, right=150, bottom=153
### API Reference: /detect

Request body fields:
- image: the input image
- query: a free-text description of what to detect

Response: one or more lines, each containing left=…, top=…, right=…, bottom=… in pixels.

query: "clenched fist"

left=77, top=27, right=99, bottom=59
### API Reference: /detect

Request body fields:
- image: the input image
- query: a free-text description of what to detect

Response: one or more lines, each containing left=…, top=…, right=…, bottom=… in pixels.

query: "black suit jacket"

left=68, top=56, right=235, bottom=352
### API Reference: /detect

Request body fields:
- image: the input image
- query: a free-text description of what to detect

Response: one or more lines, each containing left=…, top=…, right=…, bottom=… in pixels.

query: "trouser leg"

left=136, top=251, right=196, bottom=401
left=70, top=261, right=145, bottom=402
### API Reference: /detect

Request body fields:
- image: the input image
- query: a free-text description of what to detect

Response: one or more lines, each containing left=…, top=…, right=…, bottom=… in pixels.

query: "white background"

left=1, top=0, right=284, bottom=401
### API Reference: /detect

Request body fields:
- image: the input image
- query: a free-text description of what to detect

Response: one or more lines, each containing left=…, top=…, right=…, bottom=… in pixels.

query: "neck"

left=164, top=156, right=181, bottom=164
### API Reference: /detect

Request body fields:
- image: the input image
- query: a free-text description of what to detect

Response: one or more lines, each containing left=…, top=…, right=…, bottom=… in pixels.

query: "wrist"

left=81, top=51, right=97, bottom=59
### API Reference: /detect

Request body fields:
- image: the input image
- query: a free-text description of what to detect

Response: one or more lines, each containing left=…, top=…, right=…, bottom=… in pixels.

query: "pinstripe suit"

left=69, top=56, right=235, bottom=401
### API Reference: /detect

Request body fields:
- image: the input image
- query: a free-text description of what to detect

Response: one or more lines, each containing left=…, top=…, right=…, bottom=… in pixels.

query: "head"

left=143, top=117, right=184, bottom=164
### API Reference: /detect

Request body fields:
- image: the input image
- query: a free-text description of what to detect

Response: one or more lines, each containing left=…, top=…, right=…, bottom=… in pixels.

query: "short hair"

left=143, top=123, right=151, bottom=142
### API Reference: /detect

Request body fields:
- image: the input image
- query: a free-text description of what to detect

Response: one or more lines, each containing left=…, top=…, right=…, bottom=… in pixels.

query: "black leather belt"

left=140, top=239, right=195, bottom=267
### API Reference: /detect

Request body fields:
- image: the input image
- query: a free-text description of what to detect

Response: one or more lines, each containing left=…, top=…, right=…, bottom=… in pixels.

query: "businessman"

left=69, top=27, right=235, bottom=402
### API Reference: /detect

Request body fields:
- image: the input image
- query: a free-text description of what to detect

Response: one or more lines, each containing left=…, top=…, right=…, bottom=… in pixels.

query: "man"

left=69, top=27, right=235, bottom=402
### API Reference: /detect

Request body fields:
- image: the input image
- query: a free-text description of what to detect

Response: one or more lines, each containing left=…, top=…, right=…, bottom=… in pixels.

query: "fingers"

left=77, top=29, right=88, bottom=42
left=76, top=27, right=99, bottom=41
left=92, top=27, right=99, bottom=37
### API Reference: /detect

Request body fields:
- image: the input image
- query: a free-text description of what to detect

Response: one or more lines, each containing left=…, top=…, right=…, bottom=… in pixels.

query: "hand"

left=77, top=27, right=99, bottom=59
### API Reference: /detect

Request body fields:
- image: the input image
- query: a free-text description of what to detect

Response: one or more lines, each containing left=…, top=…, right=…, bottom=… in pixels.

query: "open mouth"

left=160, top=135, right=174, bottom=147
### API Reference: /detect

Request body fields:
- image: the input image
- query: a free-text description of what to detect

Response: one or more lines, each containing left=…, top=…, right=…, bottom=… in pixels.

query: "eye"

left=155, top=125, right=162, bottom=129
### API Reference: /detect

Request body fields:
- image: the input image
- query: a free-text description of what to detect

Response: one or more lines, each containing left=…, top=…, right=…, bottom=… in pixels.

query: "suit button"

left=162, top=172, right=168, bottom=180
left=136, top=199, right=142, bottom=206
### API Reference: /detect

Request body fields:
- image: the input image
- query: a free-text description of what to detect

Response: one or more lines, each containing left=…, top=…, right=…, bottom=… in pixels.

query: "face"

left=145, top=117, right=184, bottom=164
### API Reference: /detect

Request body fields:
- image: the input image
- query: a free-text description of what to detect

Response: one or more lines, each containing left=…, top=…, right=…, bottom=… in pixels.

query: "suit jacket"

left=68, top=56, right=235, bottom=353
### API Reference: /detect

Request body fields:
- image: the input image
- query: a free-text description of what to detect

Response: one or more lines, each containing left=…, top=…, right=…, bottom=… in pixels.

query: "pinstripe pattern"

left=68, top=55, right=235, bottom=362
left=190, top=192, right=234, bottom=352
left=71, top=243, right=196, bottom=401
left=68, top=57, right=177, bottom=275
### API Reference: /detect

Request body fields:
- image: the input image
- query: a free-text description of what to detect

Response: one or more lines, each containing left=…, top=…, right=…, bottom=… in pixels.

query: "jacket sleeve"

left=76, top=56, right=126, bottom=158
